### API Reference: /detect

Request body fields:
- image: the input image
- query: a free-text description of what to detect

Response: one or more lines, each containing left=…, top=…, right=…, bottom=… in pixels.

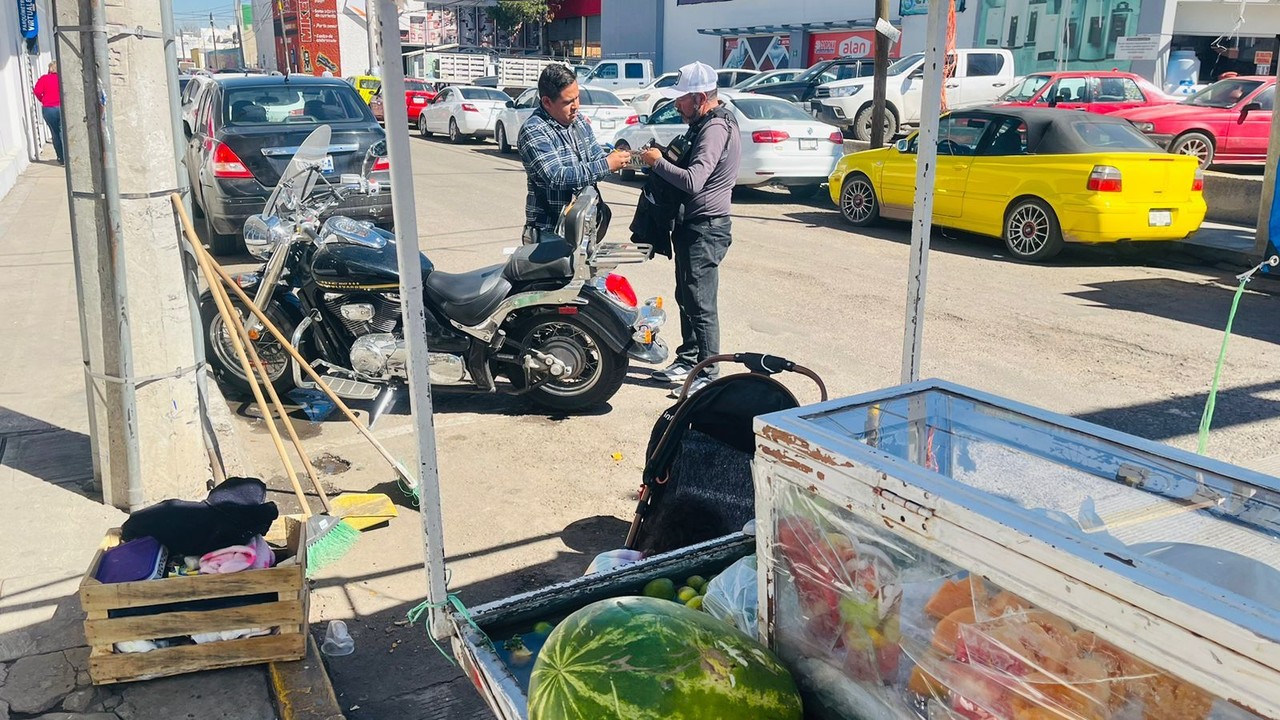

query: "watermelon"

left=527, top=596, right=803, bottom=720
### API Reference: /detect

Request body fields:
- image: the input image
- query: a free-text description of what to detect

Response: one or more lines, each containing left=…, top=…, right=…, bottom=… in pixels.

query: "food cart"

left=364, top=0, right=1280, bottom=717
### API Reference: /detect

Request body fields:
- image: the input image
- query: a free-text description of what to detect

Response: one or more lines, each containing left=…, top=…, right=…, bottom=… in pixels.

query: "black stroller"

left=624, top=354, right=828, bottom=556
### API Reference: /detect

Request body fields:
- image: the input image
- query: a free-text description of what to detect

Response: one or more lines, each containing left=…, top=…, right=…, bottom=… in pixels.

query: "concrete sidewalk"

left=0, top=160, right=279, bottom=719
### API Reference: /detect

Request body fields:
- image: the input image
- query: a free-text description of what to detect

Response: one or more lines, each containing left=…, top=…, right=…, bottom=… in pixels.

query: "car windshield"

left=796, top=61, right=835, bottom=83
left=1070, top=120, right=1159, bottom=150
left=459, top=87, right=511, bottom=102
left=582, top=88, right=624, bottom=106
left=1002, top=75, right=1052, bottom=102
left=731, top=97, right=816, bottom=122
left=1182, top=79, right=1264, bottom=108
left=225, top=85, right=369, bottom=125
left=405, top=79, right=431, bottom=92
left=889, top=53, right=924, bottom=76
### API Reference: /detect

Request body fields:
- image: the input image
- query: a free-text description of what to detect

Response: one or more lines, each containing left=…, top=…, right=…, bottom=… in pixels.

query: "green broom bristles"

left=305, top=515, right=360, bottom=578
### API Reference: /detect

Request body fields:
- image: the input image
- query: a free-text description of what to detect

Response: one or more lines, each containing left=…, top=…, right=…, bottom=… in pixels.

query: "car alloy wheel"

left=449, top=118, right=463, bottom=144
left=1171, top=132, right=1214, bottom=169
left=1003, top=198, right=1063, bottom=262
left=840, top=175, right=878, bottom=226
left=496, top=123, right=511, bottom=153
left=418, top=113, right=430, bottom=137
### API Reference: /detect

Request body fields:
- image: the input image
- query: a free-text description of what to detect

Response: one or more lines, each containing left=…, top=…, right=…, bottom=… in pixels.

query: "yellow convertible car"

left=828, top=107, right=1206, bottom=261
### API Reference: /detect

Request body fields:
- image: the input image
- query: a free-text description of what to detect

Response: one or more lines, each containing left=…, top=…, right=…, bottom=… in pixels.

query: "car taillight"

left=461, top=103, right=479, bottom=112
left=828, top=131, right=843, bottom=144
left=626, top=115, right=640, bottom=125
left=752, top=129, right=790, bottom=143
left=605, top=273, right=637, bottom=307
left=212, top=142, right=253, bottom=179
left=1192, top=168, right=1204, bottom=192
left=1086, top=165, right=1122, bottom=192
left=372, top=156, right=390, bottom=172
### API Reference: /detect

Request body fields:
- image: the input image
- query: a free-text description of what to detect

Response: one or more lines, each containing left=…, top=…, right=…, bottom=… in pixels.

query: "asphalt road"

left=222, top=127, right=1280, bottom=718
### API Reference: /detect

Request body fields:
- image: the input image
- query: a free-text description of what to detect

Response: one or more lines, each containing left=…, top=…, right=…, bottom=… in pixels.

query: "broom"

left=174, top=196, right=358, bottom=575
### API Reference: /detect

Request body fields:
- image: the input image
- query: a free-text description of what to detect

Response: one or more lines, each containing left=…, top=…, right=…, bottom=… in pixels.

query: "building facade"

left=0, top=0, right=55, bottom=200
left=602, top=0, right=1280, bottom=89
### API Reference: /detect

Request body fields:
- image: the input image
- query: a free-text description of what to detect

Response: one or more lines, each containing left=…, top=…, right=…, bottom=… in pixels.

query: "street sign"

left=1114, top=35, right=1160, bottom=60
left=901, top=0, right=929, bottom=16
left=1256, top=50, right=1274, bottom=65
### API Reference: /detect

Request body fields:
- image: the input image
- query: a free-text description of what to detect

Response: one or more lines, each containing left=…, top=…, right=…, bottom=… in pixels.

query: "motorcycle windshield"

left=262, top=125, right=332, bottom=217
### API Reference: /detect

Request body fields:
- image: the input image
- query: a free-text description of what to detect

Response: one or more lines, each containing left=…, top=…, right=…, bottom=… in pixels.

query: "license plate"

left=600, top=120, right=616, bottom=129
left=799, top=139, right=819, bottom=151
left=320, top=156, right=334, bottom=174
left=1149, top=209, right=1172, bottom=227
left=412, top=97, right=426, bottom=104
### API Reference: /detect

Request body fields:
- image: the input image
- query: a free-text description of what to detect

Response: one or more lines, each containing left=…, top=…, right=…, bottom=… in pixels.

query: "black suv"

left=747, top=57, right=875, bottom=104
left=183, top=75, right=392, bottom=254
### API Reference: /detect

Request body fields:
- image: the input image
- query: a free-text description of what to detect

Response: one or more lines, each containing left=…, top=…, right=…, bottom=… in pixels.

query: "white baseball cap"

left=660, top=61, right=719, bottom=98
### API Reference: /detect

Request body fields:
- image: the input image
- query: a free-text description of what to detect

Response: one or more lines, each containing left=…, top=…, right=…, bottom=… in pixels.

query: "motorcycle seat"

left=424, top=264, right=512, bottom=327
left=503, top=238, right=574, bottom=283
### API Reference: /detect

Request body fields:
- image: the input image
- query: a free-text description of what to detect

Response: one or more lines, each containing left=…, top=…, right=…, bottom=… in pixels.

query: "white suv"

left=814, top=49, right=1015, bottom=140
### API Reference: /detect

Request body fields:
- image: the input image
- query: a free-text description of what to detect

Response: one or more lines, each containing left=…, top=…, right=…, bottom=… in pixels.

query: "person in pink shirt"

left=32, top=63, right=62, bottom=164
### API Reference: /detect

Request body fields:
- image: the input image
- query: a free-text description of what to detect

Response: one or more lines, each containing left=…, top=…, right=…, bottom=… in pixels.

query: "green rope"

left=407, top=592, right=491, bottom=667
left=1198, top=275, right=1250, bottom=455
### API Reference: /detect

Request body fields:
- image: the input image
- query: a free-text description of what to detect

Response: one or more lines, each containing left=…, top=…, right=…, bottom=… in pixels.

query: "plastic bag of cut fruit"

left=899, top=572, right=1263, bottom=720
left=703, top=554, right=758, bottom=632
left=767, top=484, right=910, bottom=690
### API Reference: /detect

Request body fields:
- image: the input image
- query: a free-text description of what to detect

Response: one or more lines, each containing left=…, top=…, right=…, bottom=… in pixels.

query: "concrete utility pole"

left=56, top=0, right=210, bottom=509
left=870, top=0, right=890, bottom=148
left=210, top=13, right=219, bottom=68
left=1254, top=92, right=1280, bottom=258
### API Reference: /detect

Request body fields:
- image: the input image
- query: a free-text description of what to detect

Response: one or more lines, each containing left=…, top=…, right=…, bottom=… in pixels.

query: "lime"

left=677, top=586, right=698, bottom=603
left=685, top=595, right=704, bottom=611
left=642, top=578, right=676, bottom=601
left=532, top=621, right=554, bottom=635
left=686, top=575, right=707, bottom=592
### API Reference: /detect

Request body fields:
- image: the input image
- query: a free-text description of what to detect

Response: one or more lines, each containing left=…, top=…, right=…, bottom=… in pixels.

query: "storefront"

left=1170, top=0, right=1280, bottom=83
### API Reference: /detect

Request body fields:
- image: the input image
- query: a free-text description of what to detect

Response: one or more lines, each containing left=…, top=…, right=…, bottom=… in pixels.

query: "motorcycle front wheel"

left=200, top=294, right=299, bottom=396
left=513, top=315, right=628, bottom=412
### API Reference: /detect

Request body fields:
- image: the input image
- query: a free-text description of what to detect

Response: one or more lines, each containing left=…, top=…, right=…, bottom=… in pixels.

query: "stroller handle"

left=676, top=353, right=829, bottom=404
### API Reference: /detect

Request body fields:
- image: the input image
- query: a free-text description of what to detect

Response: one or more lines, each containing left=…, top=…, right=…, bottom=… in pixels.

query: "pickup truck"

left=749, top=57, right=875, bottom=104
left=581, top=58, right=656, bottom=92
left=813, top=48, right=1015, bottom=140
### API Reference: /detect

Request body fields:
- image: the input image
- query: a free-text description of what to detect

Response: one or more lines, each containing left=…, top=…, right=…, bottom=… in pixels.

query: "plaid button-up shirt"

left=518, top=107, right=610, bottom=231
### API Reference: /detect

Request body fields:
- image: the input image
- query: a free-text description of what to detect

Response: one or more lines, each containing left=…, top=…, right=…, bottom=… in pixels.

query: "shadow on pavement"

left=1076, top=380, right=1280, bottom=443
left=1068, top=275, right=1280, bottom=345
left=0, top=407, right=95, bottom=498
left=311, top=514, right=630, bottom=719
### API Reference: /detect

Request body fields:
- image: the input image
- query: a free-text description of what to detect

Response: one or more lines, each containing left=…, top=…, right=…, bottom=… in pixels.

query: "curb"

left=269, top=635, right=346, bottom=720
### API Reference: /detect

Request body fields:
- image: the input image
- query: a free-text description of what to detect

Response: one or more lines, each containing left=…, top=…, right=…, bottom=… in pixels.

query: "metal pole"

left=210, top=13, right=218, bottom=69
left=377, top=0, right=449, bottom=640
left=366, top=0, right=379, bottom=74
left=871, top=0, right=890, bottom=149
left=1253, top=78, right=1280, bottom=257
left=899, top=0, right=950, bottom=384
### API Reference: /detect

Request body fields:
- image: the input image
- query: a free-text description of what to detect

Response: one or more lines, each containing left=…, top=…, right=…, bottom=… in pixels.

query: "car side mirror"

left=895, top=139, right=909, bottom=152
left=505, top=100, right=514, bottom=108
left=1240, top=101, right=1262, bottom=119
left=182, top=119, right=193, bottom=138
left=639, top=114, right=649, bottom=124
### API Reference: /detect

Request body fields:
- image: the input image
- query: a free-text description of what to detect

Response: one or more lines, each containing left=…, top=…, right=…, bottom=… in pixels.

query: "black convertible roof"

left=953, top=105, right=1157, bottom=154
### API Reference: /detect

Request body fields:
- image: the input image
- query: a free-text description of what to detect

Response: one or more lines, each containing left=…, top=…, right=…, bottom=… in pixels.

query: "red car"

left=995, top=71, right=1175, bottom=115
left=369, top=78, right=438, bottom=124
left=1112, top=76, right=1275, bottom=168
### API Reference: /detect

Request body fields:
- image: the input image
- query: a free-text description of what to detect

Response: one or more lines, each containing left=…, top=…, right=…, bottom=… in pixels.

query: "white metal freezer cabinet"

left=752, top=380, right=1280, bottom=719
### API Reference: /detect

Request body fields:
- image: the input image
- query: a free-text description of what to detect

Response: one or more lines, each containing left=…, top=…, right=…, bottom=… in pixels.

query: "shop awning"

left=697, top=19, right=889, bottom=36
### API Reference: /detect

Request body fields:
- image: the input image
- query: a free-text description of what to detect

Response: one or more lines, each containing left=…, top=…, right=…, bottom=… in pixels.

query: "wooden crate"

left=78, top=518, right=308, bottom=685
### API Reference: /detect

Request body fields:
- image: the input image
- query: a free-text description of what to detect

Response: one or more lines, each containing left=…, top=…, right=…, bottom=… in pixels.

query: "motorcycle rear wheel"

left=513, top=315, right=628, bottom=412
left=200, top=294, right=299, bottom=397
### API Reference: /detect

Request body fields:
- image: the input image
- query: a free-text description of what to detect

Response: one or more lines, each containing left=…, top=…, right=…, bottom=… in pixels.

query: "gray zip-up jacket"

left=651, top=105, right=741, bottom=222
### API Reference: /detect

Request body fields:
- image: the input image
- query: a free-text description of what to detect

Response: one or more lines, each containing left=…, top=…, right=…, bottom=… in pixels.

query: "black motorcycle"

left=200, top=126, right=667, bottom=415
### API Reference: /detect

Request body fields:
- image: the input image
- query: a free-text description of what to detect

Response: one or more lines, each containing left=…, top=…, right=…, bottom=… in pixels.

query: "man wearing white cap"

left=638, top=61, right=742, bottom=395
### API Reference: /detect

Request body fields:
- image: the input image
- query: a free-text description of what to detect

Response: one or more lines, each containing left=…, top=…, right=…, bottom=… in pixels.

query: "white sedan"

left=493, top=86, right=637, bottom=154
left=627, top=72, right=680, bottom=117
left=611, top=91, right=845, bottom=198
left=416, top=85, right=512, bottom=143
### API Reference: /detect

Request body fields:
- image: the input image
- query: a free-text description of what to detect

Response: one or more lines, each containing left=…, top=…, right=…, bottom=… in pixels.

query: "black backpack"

left=624, top=354, right=826, bottom=555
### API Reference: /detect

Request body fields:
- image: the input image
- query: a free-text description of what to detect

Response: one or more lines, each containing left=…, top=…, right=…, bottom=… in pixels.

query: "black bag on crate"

left=625, top=354, right=827, bottom=556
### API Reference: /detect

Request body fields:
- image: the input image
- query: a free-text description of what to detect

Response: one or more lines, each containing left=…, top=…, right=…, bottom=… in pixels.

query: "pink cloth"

left=199, top=536, right=275, bottom=574
left=33, top=73, right=59, bottom=109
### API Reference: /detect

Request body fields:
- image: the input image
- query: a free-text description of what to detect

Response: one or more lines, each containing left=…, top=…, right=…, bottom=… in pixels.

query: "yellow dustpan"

left=329, top=493, right=399, bottom=531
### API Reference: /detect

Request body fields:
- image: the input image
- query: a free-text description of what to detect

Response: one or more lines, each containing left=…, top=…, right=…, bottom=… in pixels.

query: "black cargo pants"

left=672, top=216, right=732, bottom=379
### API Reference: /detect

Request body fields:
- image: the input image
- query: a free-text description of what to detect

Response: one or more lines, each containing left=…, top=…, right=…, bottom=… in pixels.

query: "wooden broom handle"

left=173, top=197, right=314, bottom=517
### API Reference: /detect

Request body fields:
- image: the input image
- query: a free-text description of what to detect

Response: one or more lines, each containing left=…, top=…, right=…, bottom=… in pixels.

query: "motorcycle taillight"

left=605, top=273, right=638, bottom=307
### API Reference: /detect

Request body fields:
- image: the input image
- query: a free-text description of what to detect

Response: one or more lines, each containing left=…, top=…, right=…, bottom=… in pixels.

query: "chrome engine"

left=323, top=292, right=401, bottom=337
left=348, top=332, right=468, bottom=385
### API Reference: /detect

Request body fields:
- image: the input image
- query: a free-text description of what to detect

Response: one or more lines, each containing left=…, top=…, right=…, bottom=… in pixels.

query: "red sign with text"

left=808, top=29, right=902, bottom=63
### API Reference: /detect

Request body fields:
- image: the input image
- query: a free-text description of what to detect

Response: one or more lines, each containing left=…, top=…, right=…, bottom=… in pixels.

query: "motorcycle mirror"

left=363, top=139, right=388, bottom=176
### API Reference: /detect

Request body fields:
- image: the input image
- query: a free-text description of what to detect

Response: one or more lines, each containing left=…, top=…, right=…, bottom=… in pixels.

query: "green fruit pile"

left=641, top=573, right=715, bottom=610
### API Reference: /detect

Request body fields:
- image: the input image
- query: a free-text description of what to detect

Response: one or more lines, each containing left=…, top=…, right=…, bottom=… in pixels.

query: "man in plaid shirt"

left=519, top=65, right=631, bottom=236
